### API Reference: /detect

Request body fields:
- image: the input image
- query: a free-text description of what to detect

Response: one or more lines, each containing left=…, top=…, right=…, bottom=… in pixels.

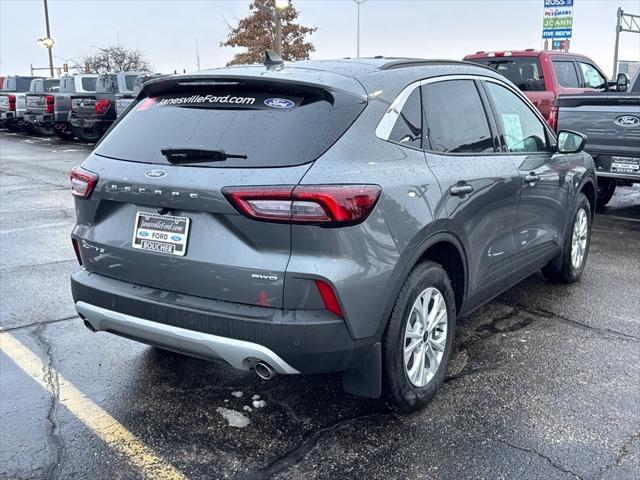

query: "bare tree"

left=221, top=0, right=317, bottom=66
left=77, top=45, right=152, bottom=73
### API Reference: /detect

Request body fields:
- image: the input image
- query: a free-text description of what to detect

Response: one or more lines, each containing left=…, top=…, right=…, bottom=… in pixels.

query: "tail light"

left=70, top=166, right=98, bottom=198
left=222, top=185, right=381, bottom=226
left=71, top=238, right=83, bottom=265
left=8, top=94, right=16, bottom=111
left=45, top=95, right=55, bottom=114
left=315, top=279, right=343, bottom=318
left=95, top=99, right=110, bottom=115
left=548, top=106, right=559, bottom=132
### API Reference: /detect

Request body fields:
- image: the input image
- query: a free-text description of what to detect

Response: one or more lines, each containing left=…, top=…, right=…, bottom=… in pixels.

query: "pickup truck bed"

left=557, top=93, right=640, bottom=207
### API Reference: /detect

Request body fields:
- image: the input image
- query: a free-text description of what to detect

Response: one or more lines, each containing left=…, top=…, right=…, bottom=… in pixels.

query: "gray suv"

left=70, top=57, right=596, bottom=412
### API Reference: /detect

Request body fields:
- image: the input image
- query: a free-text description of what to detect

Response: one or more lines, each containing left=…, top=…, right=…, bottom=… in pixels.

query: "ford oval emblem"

left=615, top=115, right=640, bottom=127
left=171, top=235, right=182, bottom=241
left=264, top=98, right=295, bottom=109
left=139, top=230, right=149, bottom=237
left=145, top=169, right=168, bottom=179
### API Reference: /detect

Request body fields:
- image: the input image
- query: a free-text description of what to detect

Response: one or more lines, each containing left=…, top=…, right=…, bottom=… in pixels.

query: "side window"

left=422, top=80, right=494, bottom=154
left=388, top=88, right=422, bottom=149
left=578, top=62, right=606, bottom=90
left=485, top=82, right=550, bottom=153
left=552, top=61, right=580, bottom=88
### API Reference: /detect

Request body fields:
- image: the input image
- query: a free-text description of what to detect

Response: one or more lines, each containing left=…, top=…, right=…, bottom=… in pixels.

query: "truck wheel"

left=596, top=179, right=616, bottom=209
left=72, top=127, right=101, bottom=143
left=382, top=261, right=456, bottom=413
left=34, top=125, right=54, bottom=136
left=54, top=127, right=75, bottom=141
left=542, top=193, right=591, bottom=284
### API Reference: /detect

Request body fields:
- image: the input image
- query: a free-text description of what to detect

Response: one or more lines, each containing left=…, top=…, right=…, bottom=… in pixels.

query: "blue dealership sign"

left=542, top=0, right=574, bottom=39
left=544, top=0, right=573, bottom=6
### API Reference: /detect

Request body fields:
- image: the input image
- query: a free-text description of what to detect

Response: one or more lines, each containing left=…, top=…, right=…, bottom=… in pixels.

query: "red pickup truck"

left=463, top=50, right=613, bottom=130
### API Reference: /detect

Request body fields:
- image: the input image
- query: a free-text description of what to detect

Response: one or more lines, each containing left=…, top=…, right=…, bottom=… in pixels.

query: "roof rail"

left=380, top=59, right=473, bottom=70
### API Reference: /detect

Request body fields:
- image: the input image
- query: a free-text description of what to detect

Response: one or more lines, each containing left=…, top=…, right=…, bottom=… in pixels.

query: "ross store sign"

left=542, top=0, right=574, bottom=39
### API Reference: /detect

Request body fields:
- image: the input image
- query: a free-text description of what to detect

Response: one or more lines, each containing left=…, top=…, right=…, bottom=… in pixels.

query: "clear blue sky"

left=1, top=0, right=638, bottom=78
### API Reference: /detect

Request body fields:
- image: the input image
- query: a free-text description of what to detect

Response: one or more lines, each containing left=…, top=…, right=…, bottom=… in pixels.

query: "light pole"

left=39, top=0, right=54, bottom=77
left=257, top=0, right=290, bottom=57
left=353, top=0, right=367, bottom=58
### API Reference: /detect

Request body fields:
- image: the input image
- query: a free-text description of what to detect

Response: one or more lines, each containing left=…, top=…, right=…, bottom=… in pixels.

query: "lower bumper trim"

left=75, top=301, right=300, bottom=375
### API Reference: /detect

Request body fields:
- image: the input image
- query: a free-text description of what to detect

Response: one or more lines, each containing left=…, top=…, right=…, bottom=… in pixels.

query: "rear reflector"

left=222, top=185, right=381, bottom=226
left=70, top=166, right=98, bottom=198
left=71, top=238, right=82, bottom=265
left=315, top=280, right=343, bottom=318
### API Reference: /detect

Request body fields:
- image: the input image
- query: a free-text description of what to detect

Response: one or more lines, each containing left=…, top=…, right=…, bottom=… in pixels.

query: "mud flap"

left=340, top=342, right=381, bottom=398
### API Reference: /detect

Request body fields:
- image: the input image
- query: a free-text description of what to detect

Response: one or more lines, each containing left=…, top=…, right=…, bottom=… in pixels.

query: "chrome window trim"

left=375, top=74, right=556, bottom=146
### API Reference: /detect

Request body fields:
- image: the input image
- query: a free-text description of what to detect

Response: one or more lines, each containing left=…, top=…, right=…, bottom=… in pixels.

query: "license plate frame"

left=131, top=211, right=190, bottom=257
left=610, top=156, right=640, bottom=175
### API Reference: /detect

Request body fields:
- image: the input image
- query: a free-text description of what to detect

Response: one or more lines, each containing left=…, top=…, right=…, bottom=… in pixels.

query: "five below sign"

left=543, top=0, right=574, bottom=39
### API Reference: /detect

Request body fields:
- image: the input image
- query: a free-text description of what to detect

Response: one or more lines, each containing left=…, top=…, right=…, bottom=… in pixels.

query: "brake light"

left=95, top=99, right=110, bottom=115
left=8, top=94, right=16, bottom=111
left=45, top=95, right=54, bottom=113
left=315, top=280, right=343, bottom=318
left=222, top=185, right=381, bottom=226
left=70, top=166, right=98, bottom=199
left=548, top=106, right=559, bottom=132
left=71, top=238, right=83, bottom=265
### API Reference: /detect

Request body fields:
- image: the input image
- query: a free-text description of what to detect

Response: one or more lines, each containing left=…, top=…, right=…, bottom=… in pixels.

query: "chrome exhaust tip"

left=255, top=361, right=276, bottom=380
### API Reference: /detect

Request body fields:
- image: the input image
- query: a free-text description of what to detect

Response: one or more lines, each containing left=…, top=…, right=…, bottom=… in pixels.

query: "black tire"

left=5, top=123, right=19, bottom=132
left=54, top=127, right=75, bottom=141
left=72, top=127, right=101, bottom=143
left=596, top=178, right=616, bottom=209
left=542, top=192, right=591, bottom=284
left=33, top=125, right=54, bottom=136
left=382, top=261, right=456, bottom=413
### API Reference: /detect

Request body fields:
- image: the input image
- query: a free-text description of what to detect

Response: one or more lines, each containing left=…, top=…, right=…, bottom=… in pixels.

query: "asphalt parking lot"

left=1, top=131, right=639, bottom=480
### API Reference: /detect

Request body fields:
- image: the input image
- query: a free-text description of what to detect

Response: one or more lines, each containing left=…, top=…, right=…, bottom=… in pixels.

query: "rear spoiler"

left=556, top=93, right=640, bottom=108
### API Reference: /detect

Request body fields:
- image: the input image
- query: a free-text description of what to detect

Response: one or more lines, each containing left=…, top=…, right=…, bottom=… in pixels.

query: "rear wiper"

left=160, top=147, right=247, bottom=164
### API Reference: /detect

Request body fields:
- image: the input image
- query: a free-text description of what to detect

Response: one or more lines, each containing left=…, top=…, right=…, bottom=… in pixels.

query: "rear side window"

left=469, top=57, right=545, bottom=92
left=389, top=88, right=422, bottom=148
left=422, top=80, right=494, bottom=154
left=95, top=85, right=366, bottom=168
left=123, top=75, right=137, bottom=92
left=553, top=61, right=580, bottom=88
left=81, top=77, right=97, bottom=91
left=485, top=82, right=550, bottom=153
left=96, top=75, right=118, bottom=93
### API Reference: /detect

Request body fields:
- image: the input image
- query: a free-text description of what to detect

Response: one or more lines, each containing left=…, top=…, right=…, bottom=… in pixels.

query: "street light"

left=257, top=0, right=290, bottom=57
left=353, top=0, right=367, bottom=58
left=39, top=0, right=54, bottom=77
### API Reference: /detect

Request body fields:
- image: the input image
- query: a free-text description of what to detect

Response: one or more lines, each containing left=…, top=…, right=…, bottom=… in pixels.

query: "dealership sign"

left=542, top=0, right=574, bottom=39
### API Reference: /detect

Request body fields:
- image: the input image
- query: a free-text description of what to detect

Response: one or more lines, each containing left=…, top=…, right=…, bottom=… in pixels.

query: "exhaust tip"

left=83, top=319, right=97, bottom=332
left=255, top=361, right=276, bottom=380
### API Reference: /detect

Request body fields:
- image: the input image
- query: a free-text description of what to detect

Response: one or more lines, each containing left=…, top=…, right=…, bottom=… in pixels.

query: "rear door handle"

left=525, top=173, right=540, bottom=183
left=450, top=183, right=474, bottom=197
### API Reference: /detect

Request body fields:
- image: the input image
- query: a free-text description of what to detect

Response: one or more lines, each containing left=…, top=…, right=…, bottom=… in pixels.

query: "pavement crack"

left=0, top=315, right=77, bottom=333
left=498, top=299, right=640, bottom=342
left=593, top=430, right=640, bottom=480
left=241, top=411, right=392, bottom=480
left=30, top=324, right=66, bottom=480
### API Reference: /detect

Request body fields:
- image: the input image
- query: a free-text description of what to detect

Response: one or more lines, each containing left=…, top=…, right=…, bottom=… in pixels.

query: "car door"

left=482, top=79, right=571, bottom=282
left=421, top=78, right=521, bottom=310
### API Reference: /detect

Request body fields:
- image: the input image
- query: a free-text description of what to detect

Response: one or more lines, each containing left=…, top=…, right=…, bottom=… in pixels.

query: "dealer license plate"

left=610, top=156, right=640, bottom=175
left=131, top=212, right=190, bottom=256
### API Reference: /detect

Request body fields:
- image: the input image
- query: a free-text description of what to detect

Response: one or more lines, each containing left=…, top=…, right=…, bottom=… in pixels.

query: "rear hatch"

left=76, top=74, right=366, bottom=308
left=25, top=79, right=59, bottom=114
left=71, top=95, right=97, bottom=119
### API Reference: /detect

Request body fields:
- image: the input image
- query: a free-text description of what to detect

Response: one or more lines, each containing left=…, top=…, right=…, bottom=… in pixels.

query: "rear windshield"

left=95, top=84, right=366, bottom=168
left=2, top=77, right=37, bottom=92
left=123, top=75, right=137, bottom=92
left=468, top=57, right=545, bottom=91
left=43, top=80, right=59, bottom=93
left=81, top=77, right=97, bottom=91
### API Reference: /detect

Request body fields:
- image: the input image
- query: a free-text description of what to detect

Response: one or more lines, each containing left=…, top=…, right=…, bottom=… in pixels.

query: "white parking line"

left=1, top=221, right=73, bottom=235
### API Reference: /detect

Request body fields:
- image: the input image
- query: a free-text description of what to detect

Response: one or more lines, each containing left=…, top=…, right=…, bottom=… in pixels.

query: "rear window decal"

left=158, top=94, right=257, bottom=107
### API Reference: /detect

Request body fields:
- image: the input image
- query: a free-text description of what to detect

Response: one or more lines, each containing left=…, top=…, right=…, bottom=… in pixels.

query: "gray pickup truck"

left=70, top=71, right=141, bottom=142
left=23, top=78, right=60, bottom=135
left=0, top=76, right=43, bottom=131
left=25, top=74, right=97, bottom=140
left=557, top=71, right=640, bottom=207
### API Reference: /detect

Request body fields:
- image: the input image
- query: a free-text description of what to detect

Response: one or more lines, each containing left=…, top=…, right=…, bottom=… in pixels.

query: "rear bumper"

left=593, top=153, right=640, bottom=183
left=24, top=113, right=53, bottom=126
left=70, top=117, right=109, bottom=131
left=71, top=269, right=367, bottom=374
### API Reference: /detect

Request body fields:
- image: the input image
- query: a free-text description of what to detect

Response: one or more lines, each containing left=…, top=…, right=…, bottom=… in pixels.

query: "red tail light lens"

left=8, top=94, right=16, bottom=111
left=315, top=280, right=343, bottom=318
left=70, top=166, right=98, bottom=199
left=45, top=95, right=55, bottom=113
left=548, top=106, right=559, bottom=132
left=222, top=185, right=381, bottom=226
left=95, top=99, right=110, bottom=115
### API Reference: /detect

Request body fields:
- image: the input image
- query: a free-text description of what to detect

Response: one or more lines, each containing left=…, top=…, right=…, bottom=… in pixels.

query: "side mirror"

left=616, top=73, right=630, bottom=92
left=557, top=130, right=587, bottom=154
